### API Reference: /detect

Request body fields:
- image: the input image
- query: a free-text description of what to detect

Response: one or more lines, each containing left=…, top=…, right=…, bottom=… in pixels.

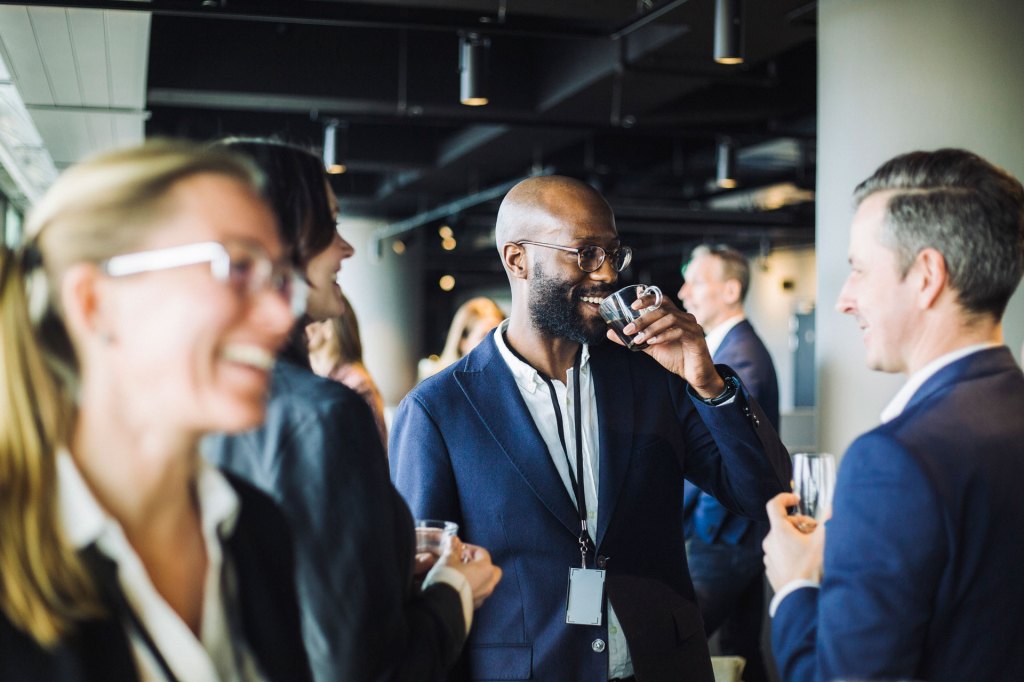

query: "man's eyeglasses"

left=101, top=239, right=308, bottom=316
left=514, top=240, right=633, bottom=273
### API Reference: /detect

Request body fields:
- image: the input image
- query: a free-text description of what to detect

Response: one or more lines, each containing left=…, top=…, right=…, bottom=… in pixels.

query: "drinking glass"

left=791, top=452, right=837, bottom=522
left=599, top=284, right=663, bottom=351
left=414, top=519, right=458, bottom=556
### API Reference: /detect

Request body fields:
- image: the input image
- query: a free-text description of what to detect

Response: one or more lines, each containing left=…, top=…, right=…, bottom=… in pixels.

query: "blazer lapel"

left=456, top=336, right=581, bottom=537
left=590, top=344, right=634, bottom=549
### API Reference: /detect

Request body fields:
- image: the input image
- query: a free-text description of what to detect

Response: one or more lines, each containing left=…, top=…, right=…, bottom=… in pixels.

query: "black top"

left=205, top=359, right=466, bottom=682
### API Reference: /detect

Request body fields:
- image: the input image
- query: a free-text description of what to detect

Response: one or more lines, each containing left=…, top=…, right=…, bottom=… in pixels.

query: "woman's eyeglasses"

left=101, top=239, right=308, bottom=316
left=513, top=240, right=633, bottom=273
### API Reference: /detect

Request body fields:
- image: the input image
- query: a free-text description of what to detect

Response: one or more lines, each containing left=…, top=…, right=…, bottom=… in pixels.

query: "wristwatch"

left=696, top=374, right=740, bottom=406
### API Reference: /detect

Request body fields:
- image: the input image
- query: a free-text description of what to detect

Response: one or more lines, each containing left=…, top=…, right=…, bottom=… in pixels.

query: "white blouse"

left=57, top=451, right=264, bottom=682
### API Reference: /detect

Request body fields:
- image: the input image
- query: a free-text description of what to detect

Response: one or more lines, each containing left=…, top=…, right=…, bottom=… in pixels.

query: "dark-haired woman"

left=204, top=139, right=501, bottom=682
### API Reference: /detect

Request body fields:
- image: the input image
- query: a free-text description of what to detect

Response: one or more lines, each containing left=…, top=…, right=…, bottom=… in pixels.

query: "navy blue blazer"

left=0, top=474, right=311, bottom=682
left=772, top=347, right=1024, bottom=682
left=390, top=334, right=791, bottom=682
left=684, top=319, right=780, bottom=545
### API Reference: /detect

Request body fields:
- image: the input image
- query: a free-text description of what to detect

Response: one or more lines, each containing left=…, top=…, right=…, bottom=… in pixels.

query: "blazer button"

left=592, top=638, right=606, bottom=653
left=596, top=555, right=608, bottom=569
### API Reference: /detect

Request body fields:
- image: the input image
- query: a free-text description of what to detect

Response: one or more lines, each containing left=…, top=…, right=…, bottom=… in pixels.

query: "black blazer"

left=0, top=474, right=312, bottom=682
left=205, top=360, right=465, bottom=682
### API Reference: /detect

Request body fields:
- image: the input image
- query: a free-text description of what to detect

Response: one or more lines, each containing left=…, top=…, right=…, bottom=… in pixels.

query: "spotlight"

left=714, top=0, right=744, bottom=65
left=439, top=275, right=456, bottom=291
left=392, top=240, right=406, bottom=255
left=323, top=120, right=347, bottom=174
left=459, top=33, right=490, bottom=106
left=716, top=138, right=738, bottom=189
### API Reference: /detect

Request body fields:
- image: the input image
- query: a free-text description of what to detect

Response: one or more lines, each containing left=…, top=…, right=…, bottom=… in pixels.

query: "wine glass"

left=791, top=452, right=837, bottom=523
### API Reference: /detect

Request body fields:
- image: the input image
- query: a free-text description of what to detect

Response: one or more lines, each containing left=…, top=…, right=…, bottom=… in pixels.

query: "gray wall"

left=817, top=0, right=1024, bottom=456
left=746, top=246, right=818, bottom=452
left=745, top=246, right=817, bottom=413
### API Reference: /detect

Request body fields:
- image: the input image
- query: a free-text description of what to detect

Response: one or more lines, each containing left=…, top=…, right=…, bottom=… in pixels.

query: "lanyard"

left=81, top=544, right=182, bottom=682
left=81, top=540, right=251, bottom=682
left=503, top=333, right=592, bottom=568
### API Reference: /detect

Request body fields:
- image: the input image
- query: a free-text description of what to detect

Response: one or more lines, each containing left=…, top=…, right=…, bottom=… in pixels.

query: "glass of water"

left=414, top=519, right=459, bottom=557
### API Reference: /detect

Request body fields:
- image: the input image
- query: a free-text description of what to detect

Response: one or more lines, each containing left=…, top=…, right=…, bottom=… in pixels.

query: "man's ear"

left=59, top=262, right=109, bottom=343
left=912, top=247, right=948, bottom=310
left=503, top=242, right=529, bottom=280
left=723, top=278, right=742, bottom=306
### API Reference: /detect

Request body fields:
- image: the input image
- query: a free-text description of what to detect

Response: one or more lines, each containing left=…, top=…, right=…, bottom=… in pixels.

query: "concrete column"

left=817, top=0, right=1024, bottom=455
left=337, top=217, right=423, bottom=409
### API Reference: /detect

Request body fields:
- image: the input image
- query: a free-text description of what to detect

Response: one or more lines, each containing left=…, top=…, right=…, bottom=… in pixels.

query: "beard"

left=528, top=262, right=614, bottom=345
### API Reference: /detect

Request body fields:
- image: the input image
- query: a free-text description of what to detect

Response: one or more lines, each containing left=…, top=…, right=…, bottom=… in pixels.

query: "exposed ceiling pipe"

left=610, top=0, right=693, bottom=41
left=0, top=0, right=607, bottom=40
left=368, top=165, right=553, bottom=261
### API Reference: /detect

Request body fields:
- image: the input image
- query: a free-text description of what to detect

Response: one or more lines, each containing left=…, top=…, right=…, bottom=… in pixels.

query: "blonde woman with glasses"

left=0, top=141, right=312, bottom=681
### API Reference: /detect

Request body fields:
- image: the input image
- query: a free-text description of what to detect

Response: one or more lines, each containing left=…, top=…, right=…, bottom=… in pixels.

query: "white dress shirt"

left=769, top=343, right=999, bottom=617
left=879, top=343, right=998, bottom=423
left=58, top=450, right=264, bottom=682
left=494, top=321, right=634, bottom=680
left=703, top=313, right=745, bottom=357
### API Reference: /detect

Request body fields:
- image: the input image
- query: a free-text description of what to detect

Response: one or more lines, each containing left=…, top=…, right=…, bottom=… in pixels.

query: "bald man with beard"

left=391, top=176, right=790, bottom=682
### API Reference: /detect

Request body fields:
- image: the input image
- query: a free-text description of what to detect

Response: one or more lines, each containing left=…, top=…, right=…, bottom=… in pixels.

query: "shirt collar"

left=704, top=314, right=745, bottom=357
left=493, top=319, right=591, bottom=394
left=58, top=449, right=242, bottom=551
left=880, top=343, right=999, bottom=423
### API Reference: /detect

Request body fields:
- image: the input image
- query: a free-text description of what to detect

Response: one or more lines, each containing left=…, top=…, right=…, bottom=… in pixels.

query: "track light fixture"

left=714, top=0, right=744, bottom=65
left=322, top=120, right=347, bottom=174
left=459, top=33, right=490, bottom=106
left=716, top=138, right=738, bottom=189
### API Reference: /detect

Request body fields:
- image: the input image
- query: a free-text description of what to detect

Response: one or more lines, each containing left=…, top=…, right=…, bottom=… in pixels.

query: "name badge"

left=565, top=567, right=605, bottom=625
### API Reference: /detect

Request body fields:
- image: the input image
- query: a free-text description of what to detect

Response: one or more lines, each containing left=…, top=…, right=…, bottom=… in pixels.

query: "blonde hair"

left=0, top=139, right=260, bottom=646
left=439, top=297, right=506, bottom=366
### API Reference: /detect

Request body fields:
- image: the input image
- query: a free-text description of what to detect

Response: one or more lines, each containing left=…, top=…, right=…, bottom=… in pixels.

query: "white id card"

left=565, top=568, right=605, bottom=625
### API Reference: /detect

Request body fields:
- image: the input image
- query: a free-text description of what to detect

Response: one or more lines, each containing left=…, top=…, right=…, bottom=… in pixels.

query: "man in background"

left=679, top=244, right=779, bottom=682
left=764, top=148, right=1024, bottom=681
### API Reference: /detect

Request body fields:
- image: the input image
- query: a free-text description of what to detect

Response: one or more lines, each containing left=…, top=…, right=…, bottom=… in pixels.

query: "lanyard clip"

left=578, top=522, right=591, bottom=569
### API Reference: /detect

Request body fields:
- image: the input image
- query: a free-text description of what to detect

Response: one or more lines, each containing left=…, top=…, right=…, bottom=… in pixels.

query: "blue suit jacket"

left=772, top=347, right=1024, bottom=682
left=391, top=335, right=791, bottom=682
left=684, top=319, right=780, bottom=544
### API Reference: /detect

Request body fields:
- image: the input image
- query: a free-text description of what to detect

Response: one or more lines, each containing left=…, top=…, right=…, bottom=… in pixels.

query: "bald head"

left=495, top=176, right=614, bottom=251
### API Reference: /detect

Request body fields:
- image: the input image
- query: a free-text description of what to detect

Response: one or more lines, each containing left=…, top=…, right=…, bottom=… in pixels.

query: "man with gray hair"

left=764, top=148, right=1024, bottom=681
left=679, top=244, right=779, bottom=682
